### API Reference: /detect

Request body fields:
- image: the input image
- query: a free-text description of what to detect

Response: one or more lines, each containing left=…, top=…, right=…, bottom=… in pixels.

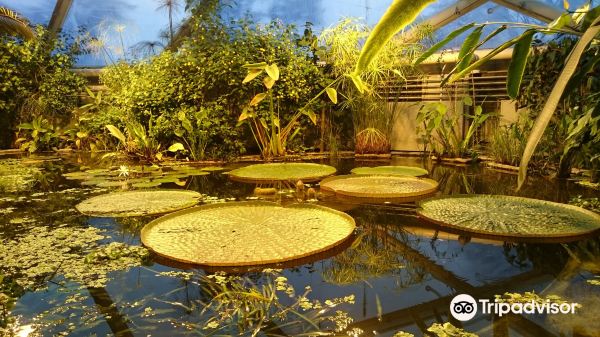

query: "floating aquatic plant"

left=0, top=159, right=41, bottom=193
left=320, top=175, right=438, bottom=200
left=141, top=201, right=355, bottom=266
left=227, top=162, right=336, bottom=182
left=350, top=165, right=428, bottom=177
left=0, top=225, right=148, bottom=290
left=76, top=190, right=203, bottom=217
left=417, top=195, right=600, bottom=239
left=427, top=323, right=478, bottom=337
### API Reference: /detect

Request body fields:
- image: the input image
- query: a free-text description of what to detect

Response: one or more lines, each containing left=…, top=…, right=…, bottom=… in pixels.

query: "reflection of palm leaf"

left=0, top=7, right=34, bottom=40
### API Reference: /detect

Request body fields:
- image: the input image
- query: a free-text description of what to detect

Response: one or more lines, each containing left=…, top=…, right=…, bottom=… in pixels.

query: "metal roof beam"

left=48, top=0, right=73, bottom=33
left=490, top=0, right=565, bottom=23
left=419, top=0, right=489, bottom=31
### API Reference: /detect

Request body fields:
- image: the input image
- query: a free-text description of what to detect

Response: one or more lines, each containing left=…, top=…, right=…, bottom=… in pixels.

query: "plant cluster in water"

left=63, top=164, right=222, bottom=189
left=0, top=225, right=149, bottom=290
left=0, top=159, right=41, bottom=193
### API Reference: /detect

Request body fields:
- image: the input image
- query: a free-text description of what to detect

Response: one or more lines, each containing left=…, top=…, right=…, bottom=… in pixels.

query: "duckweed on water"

left=0, top=159, right=41, bottom=193
left=0, top=226, right=149, bottom=290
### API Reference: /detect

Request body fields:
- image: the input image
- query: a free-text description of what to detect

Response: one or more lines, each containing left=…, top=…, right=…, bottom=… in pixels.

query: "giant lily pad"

left=417, top=195, right=600, bottom=239
left=76, top=190, right=202, bottom=217
left=228, top=163, right=336, bottom=182
left=351, top=165, right=428, bottom=177
left=320, top=175, right=438, bottom=201
left=141, top=201, right=355, bottom=266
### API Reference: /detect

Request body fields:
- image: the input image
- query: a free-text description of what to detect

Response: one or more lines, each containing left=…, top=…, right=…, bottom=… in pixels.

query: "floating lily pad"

left=417, top=195, right=600, bottom=239
left=351, top=165, right=428, bottom=177
left=141, top=201, right=355, bottom=266
left=131, top=181, right=162, bottom=188
left=228, top=163, right=336, bottom=183
left=320, top=175, right=438, bottom=201
left=201, top=166, right=226, bottom=172
left=76, top=190, right=202, bottom=217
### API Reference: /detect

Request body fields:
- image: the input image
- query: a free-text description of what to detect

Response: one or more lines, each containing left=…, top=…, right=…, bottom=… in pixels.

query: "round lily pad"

left=351, top=165, right=428, bottom=177
left=228, top=163, right=336, bottom=182
left=320, top=175, right=438, bottom=201
left=141, top=201, right=355, bottom=266
left=76, top=190, right=202, bottom=217
left=417, top=195, right=600, bottom=239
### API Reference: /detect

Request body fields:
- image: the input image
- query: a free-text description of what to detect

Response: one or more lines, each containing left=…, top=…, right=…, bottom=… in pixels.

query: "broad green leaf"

left=351, top=0, right=435, bottom=77
left=507, top=30, right=534, bottom=99
left=167, top=142, right=185, bottom=152
left=265, top=64, right=279, bottom=81
left=76, top=131, right=88, bottom=138
left=238, top=107, right=250, bottom=122
left=518, top=18, right=600, bottom=190
left=415, top=23, right=475, bottom=64
left=325, top=87, right=338, bottom=104
left=447, top=30, right=536, bottom=84
left=463, top=96, right=473, bottom=106
left=573, top=3, right=590, bottom=25
left=303, top=109, right=317, bottom=124
left=242, top=69, right=262, bottom=83
left=105, top=125, right=126, bottom=143
left=263, top=75, right=275, bottom=89
left=242, top=62, right=267, bottom=69
left=249, top=93, right=267, bottom=106
left=456, top=26, right=483, bottom=73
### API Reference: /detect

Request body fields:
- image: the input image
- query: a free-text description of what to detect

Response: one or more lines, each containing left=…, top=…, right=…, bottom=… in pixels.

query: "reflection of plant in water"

left=193, top=270, right=356, bottom=335
left=322, top=230, right=405, bottom=285
left=430, top=165, right=473, bottom=195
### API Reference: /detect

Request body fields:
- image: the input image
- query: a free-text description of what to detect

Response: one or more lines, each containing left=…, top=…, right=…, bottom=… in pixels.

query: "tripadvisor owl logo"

left=449, top=293, right=580, bottom=321
left=450, top=294, right=477, bottom=321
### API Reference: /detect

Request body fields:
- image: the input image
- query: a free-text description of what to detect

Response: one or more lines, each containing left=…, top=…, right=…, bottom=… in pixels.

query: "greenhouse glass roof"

left=0, top=0, right=594, bottom=66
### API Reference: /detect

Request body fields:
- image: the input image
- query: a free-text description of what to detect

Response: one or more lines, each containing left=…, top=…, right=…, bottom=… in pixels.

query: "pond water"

left=1, top=153, right=600, bottom=337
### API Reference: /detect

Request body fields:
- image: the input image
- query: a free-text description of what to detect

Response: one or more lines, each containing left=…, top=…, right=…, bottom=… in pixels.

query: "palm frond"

left=0, top=7, right=34, bottom=40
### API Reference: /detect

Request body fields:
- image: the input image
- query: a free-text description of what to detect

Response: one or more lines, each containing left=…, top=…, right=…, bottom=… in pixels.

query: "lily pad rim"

left=350, top=165, right=429, bottom=177
left=320, top=174, right=439, bottom=199
left=140, top=200, right=356, bottom=267
left=416, top=194, right=600, bottom=239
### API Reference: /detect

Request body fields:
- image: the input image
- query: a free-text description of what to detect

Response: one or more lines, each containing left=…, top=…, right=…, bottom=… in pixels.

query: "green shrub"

left=100, top=16, right=327, bottom=160
left=0, top=26, right=86, bottom=148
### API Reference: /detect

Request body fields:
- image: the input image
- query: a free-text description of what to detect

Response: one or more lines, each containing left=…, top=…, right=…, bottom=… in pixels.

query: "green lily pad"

left=76, top=190, right=203, bottom=217
left=228, top=163, right=336, bottom=182
left=417, top=195, right=600, bottom=240
left=351, top=165, right=428, bottom=177
left=141, top=201, right=355, bottom=266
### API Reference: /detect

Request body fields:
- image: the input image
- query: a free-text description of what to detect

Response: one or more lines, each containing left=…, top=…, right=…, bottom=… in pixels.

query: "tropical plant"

left=488, top=121, right=529, bottom=166
left=416, top=97, right=491, bottom=158
left=238, top=61, right=336, bottom=159
left=352, top=1, right=600, bottom=188
left=105, top=121, right=183, bottom=161
left=319, top=18, right=429, bottom=154
left=156, top=0, right=182, bottom=43
left=15, top=116, right=61, bottom=153
left=0, top=7, right=34, bottom=40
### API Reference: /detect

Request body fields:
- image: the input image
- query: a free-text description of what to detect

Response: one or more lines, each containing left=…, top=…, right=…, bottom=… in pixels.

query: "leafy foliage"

left=0, top=26, right=86, bottom=148
left=101, top=17, right=327, bottom=159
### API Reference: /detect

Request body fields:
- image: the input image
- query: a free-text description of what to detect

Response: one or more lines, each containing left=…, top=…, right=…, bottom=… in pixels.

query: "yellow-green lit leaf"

left=249, top=93, right=267, bottom=106
left=563, top=0, right=569, bottom=10
left=105, top=125, right=126, bottom=143
left=76, top=131, right=88, bottom=138
left=507, top=31, right=534, bottom=99
left=259, top=118, right=268, bottom=130
left=549, top=13, right=572, bottom=30
left=352, top=0, right=435, bottom=76
left=238, top=108, right=250, bottom=122
left=167, top=142, right=185, bottom=152
left=415, top=23, right=476, bottom=64
left=273, top=117, right=280, bottom=128
left=242, top=62, right=267, bottom=69
left=265, top=64, right=279, bottom=81
left=303, top=109, right=317, bottom=124
left=325, top=87, right=338, bottom=104
left=263, top=75, right=276, bottom=89
left=242, top=69, right=262, bottom=83
left=463, top=96, right=473, bottom=106
left=347, top=73, right=367, bottom=94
